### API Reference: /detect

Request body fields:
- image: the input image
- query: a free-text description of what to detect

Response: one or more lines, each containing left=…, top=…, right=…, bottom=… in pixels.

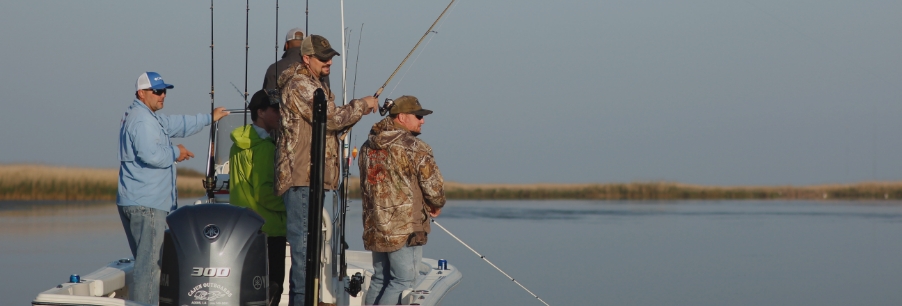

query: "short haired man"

left=263, top=28, right=306, bottom=91
left=358, top=96, right=446, bottom=305
left=228, top=89, right=287, bottom=305
left=117, top=71, right=229, bottom=305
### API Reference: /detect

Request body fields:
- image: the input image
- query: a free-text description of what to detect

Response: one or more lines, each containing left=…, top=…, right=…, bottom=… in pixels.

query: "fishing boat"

left=31, top=107, right=461, bottom=306
left=32, top=121, right=462, bottom=305
left=33, top=0, right=463, bottom=304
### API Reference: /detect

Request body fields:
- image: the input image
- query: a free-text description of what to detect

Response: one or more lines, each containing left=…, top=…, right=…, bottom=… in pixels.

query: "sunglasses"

left=312, top=54, right=335, bottom=63
left=149, top=89, right=167, bottom=96
left=413, top=114, right=424, bottom=120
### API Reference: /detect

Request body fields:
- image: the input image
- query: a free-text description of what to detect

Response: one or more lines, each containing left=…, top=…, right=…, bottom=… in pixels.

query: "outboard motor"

left=159, top=204, right=268, bottom=306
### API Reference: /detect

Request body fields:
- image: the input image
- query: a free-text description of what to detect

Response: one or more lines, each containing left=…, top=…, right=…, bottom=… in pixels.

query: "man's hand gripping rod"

left=375, top=0, right=456, bottom=116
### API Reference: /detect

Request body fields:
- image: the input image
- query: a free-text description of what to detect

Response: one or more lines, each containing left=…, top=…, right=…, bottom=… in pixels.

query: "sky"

left=1, top=0, right=901, bottom=186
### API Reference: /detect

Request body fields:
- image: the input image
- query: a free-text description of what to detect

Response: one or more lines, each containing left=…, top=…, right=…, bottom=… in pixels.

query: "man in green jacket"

left=229, top=89, right=286, bottom=305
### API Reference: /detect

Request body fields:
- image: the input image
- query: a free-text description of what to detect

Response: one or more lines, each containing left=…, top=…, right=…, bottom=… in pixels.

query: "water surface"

left=4, top=200, right=902, bottom=305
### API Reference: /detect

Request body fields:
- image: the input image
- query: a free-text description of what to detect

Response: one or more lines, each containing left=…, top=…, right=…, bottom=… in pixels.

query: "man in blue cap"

left=117, top=71, right=229, bottom=305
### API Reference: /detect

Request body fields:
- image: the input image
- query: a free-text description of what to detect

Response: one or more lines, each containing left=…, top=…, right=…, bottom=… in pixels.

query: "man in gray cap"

left=358, top=95, right=446, bottom=305
left=263, top=27, right=306, bottom=91
left=274, top=34, right=378, bottom=305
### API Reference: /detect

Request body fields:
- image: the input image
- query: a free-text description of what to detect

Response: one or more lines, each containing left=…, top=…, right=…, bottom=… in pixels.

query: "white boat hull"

left=33, top=248, right=460, bottom=306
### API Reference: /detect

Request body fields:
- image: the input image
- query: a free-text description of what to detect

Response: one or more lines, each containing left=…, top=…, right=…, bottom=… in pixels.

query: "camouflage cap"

left=301, top=35, right=340, bottom=60
left=389, top=95, right=433, bottom=116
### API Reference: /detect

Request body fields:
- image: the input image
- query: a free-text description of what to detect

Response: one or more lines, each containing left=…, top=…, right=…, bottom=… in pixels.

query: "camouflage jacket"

left=358, top=117, right=446, bottom=252
left=274, top=62, right=367, bottom=195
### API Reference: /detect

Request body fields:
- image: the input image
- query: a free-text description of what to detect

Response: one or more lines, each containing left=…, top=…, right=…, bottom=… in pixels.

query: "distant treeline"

left=2, top=164, right=902, bottom=201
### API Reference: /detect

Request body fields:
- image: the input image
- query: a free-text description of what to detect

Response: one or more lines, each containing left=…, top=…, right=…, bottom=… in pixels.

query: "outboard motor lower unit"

left=159, top=204, right=267, bottom=305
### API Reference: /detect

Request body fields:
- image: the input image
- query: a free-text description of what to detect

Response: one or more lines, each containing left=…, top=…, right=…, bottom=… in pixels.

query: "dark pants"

left=268, top=236, right=287, bottom=306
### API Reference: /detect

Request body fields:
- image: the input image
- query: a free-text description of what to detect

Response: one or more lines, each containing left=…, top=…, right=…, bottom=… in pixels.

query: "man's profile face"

left=306, top=55, right=333, bottom=78
left=400, top=113, right=424, bottom=134
left=139, top=89, right=166, bottom=112
left=258, top=106, right=281, bottom=133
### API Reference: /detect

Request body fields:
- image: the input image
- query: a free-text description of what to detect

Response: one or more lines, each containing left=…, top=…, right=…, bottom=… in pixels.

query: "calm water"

left=3, top=200, right=902, bottom=305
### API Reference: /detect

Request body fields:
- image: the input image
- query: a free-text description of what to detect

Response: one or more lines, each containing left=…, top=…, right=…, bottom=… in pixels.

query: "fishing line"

left=375, top=0, right=458, bottom=116
left=431, top=219, right=552, bottom=306
left=351, top=23, right=364, bottom=101
left=385, top=30, right=435, bottom=99
left=387, top=1, right=459, bottom=99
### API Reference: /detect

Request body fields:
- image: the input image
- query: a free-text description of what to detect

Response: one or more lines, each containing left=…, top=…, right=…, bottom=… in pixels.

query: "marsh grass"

left=346, top=177, right=902, bottom=200
left=4, top=164, right=902, bottom=201
left=0, top=164, right=206, bottom=201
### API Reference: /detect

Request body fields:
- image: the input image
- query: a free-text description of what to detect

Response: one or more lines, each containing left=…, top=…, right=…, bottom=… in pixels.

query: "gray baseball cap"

left=285, top=28, right=304, bottom=42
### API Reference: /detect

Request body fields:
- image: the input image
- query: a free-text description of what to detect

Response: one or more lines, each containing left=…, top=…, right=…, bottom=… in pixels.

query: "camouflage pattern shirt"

left=358, top=117, right=446, bottom=253
left=274, top=62, right=368, bottom=195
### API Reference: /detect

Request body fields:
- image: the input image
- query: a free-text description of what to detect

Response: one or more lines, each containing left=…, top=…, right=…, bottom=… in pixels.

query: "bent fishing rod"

left=431, top=219, right=552, bottom=306
left=375, top=0, right=456, bottom=115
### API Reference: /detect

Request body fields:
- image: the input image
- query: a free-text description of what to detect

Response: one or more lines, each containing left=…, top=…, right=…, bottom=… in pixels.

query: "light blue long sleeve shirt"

left=117, top=99, right=212, bottom=211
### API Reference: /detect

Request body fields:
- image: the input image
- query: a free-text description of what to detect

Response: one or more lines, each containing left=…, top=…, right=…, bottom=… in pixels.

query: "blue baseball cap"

left=135, top=72, right=175, bottom=91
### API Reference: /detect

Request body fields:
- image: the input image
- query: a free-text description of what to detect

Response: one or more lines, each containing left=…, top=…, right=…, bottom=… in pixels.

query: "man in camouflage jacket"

left=274, top=34, right=378, bottom=306
left=358, top=95, right=446, bottom=305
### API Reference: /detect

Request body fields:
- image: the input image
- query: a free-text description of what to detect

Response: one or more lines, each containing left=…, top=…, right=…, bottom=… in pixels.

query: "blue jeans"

left=366, top=245, right=423, bottom=305
left=283, top=187, right=310, bottom=306
left=118, top=205, right=168, bottom=305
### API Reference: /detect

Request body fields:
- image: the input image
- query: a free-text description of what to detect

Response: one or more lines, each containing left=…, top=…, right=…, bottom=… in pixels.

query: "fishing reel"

left=378, top=98, right=394, bottom=116
left=345, top=272, right=365, bottom=297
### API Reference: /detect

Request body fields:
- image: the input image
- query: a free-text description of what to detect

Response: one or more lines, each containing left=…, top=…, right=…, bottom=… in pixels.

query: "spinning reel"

left=378, top=98, right=394, bottom=116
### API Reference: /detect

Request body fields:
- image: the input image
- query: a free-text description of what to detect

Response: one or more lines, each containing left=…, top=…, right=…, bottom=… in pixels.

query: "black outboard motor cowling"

left=159, top=204, right=268, bottom=306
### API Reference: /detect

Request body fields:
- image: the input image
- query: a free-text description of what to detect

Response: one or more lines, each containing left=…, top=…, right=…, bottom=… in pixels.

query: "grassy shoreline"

left=0, top=164, right=206, bottom=201
left=346, top=178, right=902, bottom=200
left=2, top=164, right=901, bottom=201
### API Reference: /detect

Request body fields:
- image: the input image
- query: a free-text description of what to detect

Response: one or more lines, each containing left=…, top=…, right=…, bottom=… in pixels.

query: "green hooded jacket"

left=229, top=124, right=286, bottom=237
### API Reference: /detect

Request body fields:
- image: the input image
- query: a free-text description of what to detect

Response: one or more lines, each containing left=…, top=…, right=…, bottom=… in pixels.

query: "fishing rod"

left=337, top=21, right=364, bottom=280
left=203, top=0, right=218, bottom=201
left=375, top=0, right=456, bottom=115
left=305, top=89, right=328, bottom=306
left=337, top=25, right=353, bottom=279
left=431, top=219, right=552, bottom=306
left=242, top=0, right=249, bottom=126
left=274, top=0, right=279, bottom=78
left=230, top=82, right=245, bottom=101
